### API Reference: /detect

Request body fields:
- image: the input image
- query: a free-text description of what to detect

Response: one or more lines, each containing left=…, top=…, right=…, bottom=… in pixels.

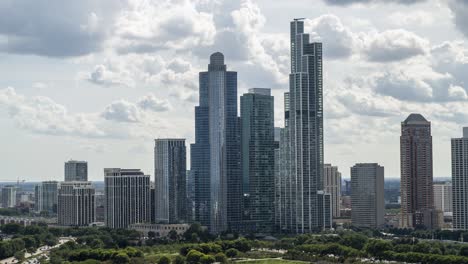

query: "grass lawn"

left=235, top=259, right=308, bottom=263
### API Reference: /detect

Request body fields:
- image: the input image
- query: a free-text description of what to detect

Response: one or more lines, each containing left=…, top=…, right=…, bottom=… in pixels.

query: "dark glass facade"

left=241, top=88, right=275, bottom=233
left=191, top=52, right=241, bottom=233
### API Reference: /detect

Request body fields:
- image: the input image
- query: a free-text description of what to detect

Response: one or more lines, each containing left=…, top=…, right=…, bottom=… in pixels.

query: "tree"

left=148, top=231, right=156, bottom=238
left=186, top=250, right=204, bottom=264
left=168, top=230, right=178, bottom=241
left=14, top=250, right=25, bottom=262
left=341, top=233, right=368, bottom=250
left=225, top=248, right=239, bottom=258
left=1, top=223, right=23, bottom=234
left=173, top=255, right=185, bottom=264
left=413, top=242, right=431, bottom=254
left=214, top=252, right=227, bottom=263
left=113, top=253, right=130, bottom=264
left=461, top=245, right=468, bottom=257
left=158, top=256, right=171, bottom=264
left=364, top=239, right=392, bottom=258
left=200, top=255, right=215, bottom=264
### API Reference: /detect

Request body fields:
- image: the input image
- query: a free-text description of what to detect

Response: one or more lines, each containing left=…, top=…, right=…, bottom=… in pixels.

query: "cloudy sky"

left=1, top=0, right=467, bottom=181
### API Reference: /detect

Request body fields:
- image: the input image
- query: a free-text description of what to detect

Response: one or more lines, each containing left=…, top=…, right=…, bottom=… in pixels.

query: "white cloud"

left=0, top=87, right=174, bottom=139
left=88, top=64, right=134, bottom=87
left=115, top=0, right=216, bottom=53
left=137, top=94, right=171, bottom=112
left=101, top=100, right=142, bottom=123
left=306, top=14, right=357, bottom=59
left=323, top=0, right=427, bottom=6
left=0, top=0, right=121, bottom=57
left=362, top=29, right=429, bottom=62
left=448, top=0, right=468, bottom=39
left=0, top=87, right=105, bottom=137
left=388, top=11, right=434, bottom=26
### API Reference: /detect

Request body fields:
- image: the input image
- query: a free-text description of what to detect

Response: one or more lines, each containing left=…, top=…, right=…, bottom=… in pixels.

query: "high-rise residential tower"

left=65, top=160, right=88, bottom=181
left=433, top=181, right=452, bottom=215
left=324, top=164, right=342, bottom=218
left=35, top=181, right=59, bottom=215
left=241, top=88, right=275, bottom=233
left=154, top=139, right=187, bottom=223
left=57, top=182, right=95, bottom=226
left=278, top=92, right=293, bottom=232
left=400, top=114, right=437, bottom=229
left=452, top=128, right=468, bottom=230
left=1, top=186, right=16, bottom=208
left=186, top=170, right=196, bottom=222
left=287, top=18, right=330, bottom=232
left=191, top=52, right=241, bottom=233
left=104, top=168, right=151, bottom=229
left=351, top=163, right=385, bottom=228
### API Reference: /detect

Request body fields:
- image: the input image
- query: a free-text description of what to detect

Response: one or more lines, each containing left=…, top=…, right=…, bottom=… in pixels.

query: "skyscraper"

left=452, top=128, right=468, bottom=230
left=186, top=170, right=196, bottom=222
left=65, top=160, right=88, bottom=181
left=57, top=182, right=95, bottom=226
left=351, top=163, right=385, bottom=229
left=433, top=181, right=452, bottom=215
left=400, top=114, right=437, bottom=229
left=35, top=181, right=59, bottom=215
left=1, top=186, right=16, bottom=208
left=191, top=52, right=241, bottom=233
left=241, top=88, right=275, bottom=233
left=288, top=18, right=329, bottom=232
left=324, top=164, right=342, bottom=218
left=104, top=168, right=151, bottom=229
left=154, top=139, right=187, bottom=223
left=278, top=92, right=293, bottom=232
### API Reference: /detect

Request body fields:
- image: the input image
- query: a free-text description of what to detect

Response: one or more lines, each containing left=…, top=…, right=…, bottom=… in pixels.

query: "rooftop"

left=403, top=113, right=429, bottom=125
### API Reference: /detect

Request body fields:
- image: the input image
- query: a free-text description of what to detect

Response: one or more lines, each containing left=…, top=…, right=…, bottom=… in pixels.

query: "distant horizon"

left=1, top=0, right=468, bottom=181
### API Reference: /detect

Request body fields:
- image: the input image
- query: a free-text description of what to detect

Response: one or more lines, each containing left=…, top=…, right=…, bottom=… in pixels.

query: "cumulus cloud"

left=0, top=87, right=171, bottom=138
left=0, top=87, right=105, bottom=137
left=115, top=0, right=216, bottom=53
left=307, top=15, right=357, bottom=59
left=373, top=71, right=434, bottom=101
left=137, top=94, right=171, bottom=112
left=101, top=100, right=142, bottom=123
left=363, top=30, right=429, bottom=62
left=448, top=0, right=468, bottom=39
left=88, top=64, right=134, bottom=87
left=0, top=0, right=121, bottom=57
left=388, top=11, right=434, bottom=26
left=323, top=0, right=427, bottom=5
left=85, top=55, right=199, bottom=102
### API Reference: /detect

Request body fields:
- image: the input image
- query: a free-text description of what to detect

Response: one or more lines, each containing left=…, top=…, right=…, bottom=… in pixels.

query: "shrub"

left=225, top=248, right=239, bottom=258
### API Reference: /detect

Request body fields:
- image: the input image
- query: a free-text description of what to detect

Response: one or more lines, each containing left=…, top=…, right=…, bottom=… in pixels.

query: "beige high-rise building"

left=324, top=164, right=341, bottom=218
left=57, top=182, right=95, bottom=226
left=104, top=168, right=151, bottom=229
left=400, top=114, right=437, bottom=229
left=433, top=181, right=452, bottom=215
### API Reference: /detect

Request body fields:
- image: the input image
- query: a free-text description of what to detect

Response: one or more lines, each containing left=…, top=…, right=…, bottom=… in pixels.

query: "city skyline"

left=1, top=1, right=468, bottom=181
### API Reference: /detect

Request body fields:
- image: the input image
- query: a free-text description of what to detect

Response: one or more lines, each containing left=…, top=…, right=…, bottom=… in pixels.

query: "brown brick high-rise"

left=400, top=114, right=438, bottom=229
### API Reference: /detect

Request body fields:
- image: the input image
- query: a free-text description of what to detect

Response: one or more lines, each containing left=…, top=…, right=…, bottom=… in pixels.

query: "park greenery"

left=3, top=222, right=468, bottom=263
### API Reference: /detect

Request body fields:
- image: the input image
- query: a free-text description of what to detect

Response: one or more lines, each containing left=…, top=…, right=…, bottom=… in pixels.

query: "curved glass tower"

left=191, top=53, right=241, bottom=233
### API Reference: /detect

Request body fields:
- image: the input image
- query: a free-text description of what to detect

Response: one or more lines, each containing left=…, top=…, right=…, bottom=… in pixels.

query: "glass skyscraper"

left=286, top=19, right=330, bottom=232
left=241, top=88, right=275, bottom=233
left=191, top=52, right=241, bottom=233
left=65, top=160, right=88, bottom=182
left=451, top=128, right=468, bottom=230
left=154, top=138, right=187, bottom=223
